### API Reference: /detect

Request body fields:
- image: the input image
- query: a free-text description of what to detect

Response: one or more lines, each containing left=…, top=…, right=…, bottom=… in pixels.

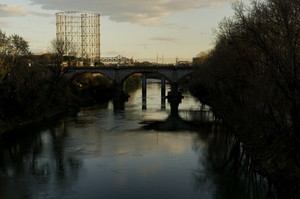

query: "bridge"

left=64, top=65, right=198, bottom=111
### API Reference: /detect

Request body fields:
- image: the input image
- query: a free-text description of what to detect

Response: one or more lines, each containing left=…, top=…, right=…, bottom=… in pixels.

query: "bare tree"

left=0, top=30, right=10, bottom=82
left=10, top=34, right=29, bottom=63
left=46, top=38, right=77, bottom=103
left=190, top=0, right=300, bottom=196
left=0, top=30, right=29, bottom=82
left=50, top=38, right=77, bottom=66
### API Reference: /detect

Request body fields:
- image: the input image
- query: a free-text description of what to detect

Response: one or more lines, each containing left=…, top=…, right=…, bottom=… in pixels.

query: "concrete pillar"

left=113, top=81, right=129, bottom=111
left=142, top=73, right=147, bottom=110
left=114, top=82, right=124, bottom=94
left=161, top=76, right=166, bottom=110
left=170, top=83, right=179, bottom=94
left=167, top=83, right=183, bottom=117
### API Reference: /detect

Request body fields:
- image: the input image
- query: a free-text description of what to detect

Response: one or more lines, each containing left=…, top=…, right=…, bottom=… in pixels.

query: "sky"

left=0, top=0, right=248, bottom=63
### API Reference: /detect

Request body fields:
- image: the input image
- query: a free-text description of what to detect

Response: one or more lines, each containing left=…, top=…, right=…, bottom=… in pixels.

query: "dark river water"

left=0, top=81, right=268, bottom=199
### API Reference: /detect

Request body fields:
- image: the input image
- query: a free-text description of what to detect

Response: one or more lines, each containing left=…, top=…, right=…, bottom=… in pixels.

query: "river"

left=0, top=81, right=269, bottom=199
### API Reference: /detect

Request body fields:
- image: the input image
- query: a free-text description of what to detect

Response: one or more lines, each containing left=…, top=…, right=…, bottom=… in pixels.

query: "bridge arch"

left=174, top=72, right=193, bottom=84
left=65, top=66, right=197, bottom=97
left=67, top=70, right=117, bottom=83
left=64, top=65, right=198, bottom=110
left=119, top=70, right=171, bottom=85
left=65, top=66, right=196, bottom=84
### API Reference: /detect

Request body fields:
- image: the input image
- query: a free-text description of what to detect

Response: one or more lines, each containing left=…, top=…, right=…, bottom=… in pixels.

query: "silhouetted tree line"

left=0, top=31, right=113, bottom=131
left=0, top=31, right=76, bottom=125
left=190, top=0, right=300, bottom=198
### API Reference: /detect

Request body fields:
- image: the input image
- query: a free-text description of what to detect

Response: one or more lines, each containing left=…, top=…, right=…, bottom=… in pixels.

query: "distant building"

left=176, top=60, right=192, bottom=66
left=56, top=11, right=101, bottom=61
left=100, top=55, right=134, bottom=65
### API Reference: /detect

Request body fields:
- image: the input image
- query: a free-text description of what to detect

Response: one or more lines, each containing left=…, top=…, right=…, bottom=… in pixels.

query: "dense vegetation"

left=0, top=31, right=114, bottom=133
left=72, top=73, right=114, bottom=105
left=190, top=0, right=300, bottom=198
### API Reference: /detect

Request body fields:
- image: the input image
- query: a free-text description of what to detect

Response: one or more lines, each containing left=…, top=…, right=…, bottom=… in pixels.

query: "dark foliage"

left=0, top=32, right=114, bottom=132
left=190, top=0, right=300, bottom=198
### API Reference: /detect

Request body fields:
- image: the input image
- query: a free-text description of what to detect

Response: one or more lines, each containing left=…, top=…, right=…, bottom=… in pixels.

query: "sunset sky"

left=0, top=0, right=248, bottom=63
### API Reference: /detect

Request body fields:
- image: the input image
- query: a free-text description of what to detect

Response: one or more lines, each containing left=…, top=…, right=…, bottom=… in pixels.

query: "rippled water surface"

left=0, top=82, right=265, bottom=199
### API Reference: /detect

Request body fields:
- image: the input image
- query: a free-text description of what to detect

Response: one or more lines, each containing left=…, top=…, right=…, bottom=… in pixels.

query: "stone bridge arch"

left=65, top=69, right=115, bottom=83
left=118, top=69, right=170, bottom=84
left=64, top=66, right=195, bottom=85
left=64, top=65, right=198, bottom=110
left=113, top=67, right=193, bottom=85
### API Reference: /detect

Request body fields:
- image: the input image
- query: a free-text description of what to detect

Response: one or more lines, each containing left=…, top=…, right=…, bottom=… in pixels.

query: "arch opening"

left=69, top=72, right=114, bottom=105
left=121, top=70, right=171, bottom=85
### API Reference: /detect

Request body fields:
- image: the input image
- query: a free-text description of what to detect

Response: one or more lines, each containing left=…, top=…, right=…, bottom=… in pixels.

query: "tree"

left=10, top=34, right=30, bottom=63
left=190, top=0, right=300, bottom=196
left=0, top=30, right=29, bottom=82
left=46, top=38, right=77, bottom=104
left=223, top=0, right=300, bottom=153
left=194, top=51, right=209, bottom=65
left=50, top=38, right=77, bottom=66
left=0, top=30, right=10, bottom=82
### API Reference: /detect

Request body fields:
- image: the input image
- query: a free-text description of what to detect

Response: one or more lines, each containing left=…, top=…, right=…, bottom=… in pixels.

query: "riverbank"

left=189, top=84, right=300, bottom=198
left=187, top=2, right=300, bottom=197
left=0, top=74, right=141, bottom=138
left=0, top=96, right=115, bottom=137
left=0, top=106, right=70, bottom=137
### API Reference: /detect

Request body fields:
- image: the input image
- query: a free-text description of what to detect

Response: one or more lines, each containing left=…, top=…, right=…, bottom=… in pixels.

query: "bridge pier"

left=113, top=82, right=129, bottom=110
left=167, top=83, right=183, bottom=117
left=142, top=73, right=147, bottom=110
left=161, top=76, right=166, bottom=110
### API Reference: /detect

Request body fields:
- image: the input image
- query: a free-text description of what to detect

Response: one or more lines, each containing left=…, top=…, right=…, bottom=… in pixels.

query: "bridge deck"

left=65, top=65, right=198, bottom=70
left=64, top=65, right=200, bottom=84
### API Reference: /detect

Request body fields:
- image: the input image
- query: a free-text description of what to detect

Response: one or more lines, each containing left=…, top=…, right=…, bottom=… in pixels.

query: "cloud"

left=0, top=4, right=30, bottom=17
left=150, top=37, right=177, bottom=42
left=0, top=4, right=51, bottom=17
left=29, top=0, right=228, bottom=25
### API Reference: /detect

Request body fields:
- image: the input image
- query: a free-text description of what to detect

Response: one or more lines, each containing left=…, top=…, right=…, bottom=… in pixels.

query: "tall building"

left=56, top=11, right=100, bottom=60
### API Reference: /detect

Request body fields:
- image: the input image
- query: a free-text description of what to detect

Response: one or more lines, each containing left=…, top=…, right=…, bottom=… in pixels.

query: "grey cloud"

left=29, top=0, right=228, bottom=25
left=0, top=4, right=51, bottom=17
left=0, top=4, right=29, bottom=17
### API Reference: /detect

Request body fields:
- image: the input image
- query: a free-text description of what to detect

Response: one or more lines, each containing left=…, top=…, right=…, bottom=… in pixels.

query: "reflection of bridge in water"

left=141, top=109, right=217, bottom=131
left=65, top=65, right=199, bottom=111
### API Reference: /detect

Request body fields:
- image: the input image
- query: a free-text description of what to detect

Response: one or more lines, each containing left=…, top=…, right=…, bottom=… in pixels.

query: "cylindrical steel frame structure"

left=56, top=11, right=100, bottom=60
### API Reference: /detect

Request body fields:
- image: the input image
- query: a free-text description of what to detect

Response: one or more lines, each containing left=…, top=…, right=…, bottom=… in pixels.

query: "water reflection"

left=138, top=97, right=271, bottom=199
left=191, top=121, right=272, bottom=199
left=0, top=121, right=83, bottom=199
left=0, top=82, right=272, bottom=199
left=140, top=110, right=212, bottom=132
left=141, top=115, right=196, bottom=131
